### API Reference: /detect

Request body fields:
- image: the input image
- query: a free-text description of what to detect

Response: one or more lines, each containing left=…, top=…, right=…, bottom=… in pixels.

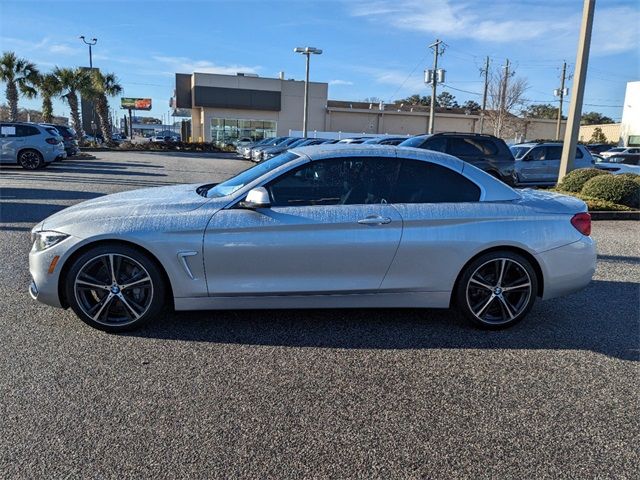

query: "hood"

left=39, top=183, right=211, bottom=231
left=514, top=188, right=587, bottom=214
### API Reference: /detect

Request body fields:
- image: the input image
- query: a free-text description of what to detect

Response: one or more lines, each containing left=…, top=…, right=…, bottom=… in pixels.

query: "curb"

left=79, top=148, right=224, bottom=154
left=590, top=211, right=640, bottom=221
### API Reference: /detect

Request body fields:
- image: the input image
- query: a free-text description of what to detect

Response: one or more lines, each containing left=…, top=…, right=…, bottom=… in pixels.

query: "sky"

left=0, top=0, right=638, bottom=124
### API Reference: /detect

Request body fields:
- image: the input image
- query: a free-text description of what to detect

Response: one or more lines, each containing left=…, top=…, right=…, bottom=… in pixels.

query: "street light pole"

left=79, top=36, right=97, bottom=68
left=294, top=47, right=322, bottom=137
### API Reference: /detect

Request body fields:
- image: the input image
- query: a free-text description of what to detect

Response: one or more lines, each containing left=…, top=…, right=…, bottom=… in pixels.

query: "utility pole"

left=559, top=0, right=595, bottom=182
left=427, top=39, right=444, bottom=134
left=555, top=61, right=568, bottom=140
left=496, top=59, right=510, bottom=137
left=479, top=56, right=490, bottom=133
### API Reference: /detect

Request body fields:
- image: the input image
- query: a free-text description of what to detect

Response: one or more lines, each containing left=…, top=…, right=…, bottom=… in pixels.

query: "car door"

left=519, top=146, right=548, bottom=182
left=203, top=156, right=403, bottom=295
left=0, top=124, right=21, bottom=163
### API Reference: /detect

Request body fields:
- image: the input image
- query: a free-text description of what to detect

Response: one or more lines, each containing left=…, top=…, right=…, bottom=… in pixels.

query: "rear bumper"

left=536, top=236, right=597, bottom=300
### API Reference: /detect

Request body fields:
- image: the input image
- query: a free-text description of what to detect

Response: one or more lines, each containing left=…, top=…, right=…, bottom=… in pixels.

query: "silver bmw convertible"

left=29, top=145, right=596, bottom=332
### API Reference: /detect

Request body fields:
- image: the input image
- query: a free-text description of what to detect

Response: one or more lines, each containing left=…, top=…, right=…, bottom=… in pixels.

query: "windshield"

left=206, top=151, right=300, bottom=198
left=510, top=146, right=530, bottom=159
left=608, top=148, right=625, bottom=153
left=399, top=136, right=428, bottom=147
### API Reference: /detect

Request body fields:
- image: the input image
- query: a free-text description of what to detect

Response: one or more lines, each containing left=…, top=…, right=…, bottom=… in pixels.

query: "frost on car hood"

left=40, top=183, right=213, bottom=231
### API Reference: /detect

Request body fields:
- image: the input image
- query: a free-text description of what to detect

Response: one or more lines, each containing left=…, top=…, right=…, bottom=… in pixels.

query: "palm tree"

left=0, top=51, right=39, bottom=121
left=35, top=73, right=61, bottom=123
left=54, top=67, right=91, bottom=132
left=90, top=71, right=122, bottom=144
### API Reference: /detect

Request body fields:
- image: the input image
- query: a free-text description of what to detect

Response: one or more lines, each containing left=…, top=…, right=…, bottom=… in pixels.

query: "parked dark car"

left=399, top=133, right=516, bottom=184
left=586, top=143, right=615, bottom=155
left=40, top=123, right=79, bottom=157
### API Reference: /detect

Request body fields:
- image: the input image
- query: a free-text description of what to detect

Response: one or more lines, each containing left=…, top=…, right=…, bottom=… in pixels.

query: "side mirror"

left=523, top=154, right=532, bottom=161
left=239, top=187, right=271, bottom=209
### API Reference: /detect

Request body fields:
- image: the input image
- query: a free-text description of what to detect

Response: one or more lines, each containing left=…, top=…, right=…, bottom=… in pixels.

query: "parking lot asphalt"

left=1, top=152, right=638, bottom=479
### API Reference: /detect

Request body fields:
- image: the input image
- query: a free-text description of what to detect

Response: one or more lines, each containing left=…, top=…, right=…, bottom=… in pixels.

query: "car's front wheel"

left=65, top=244, right=166, bottom=332
left=456, top=251, right=538, bottom=329
left=18, top=150, right=44, bottom=170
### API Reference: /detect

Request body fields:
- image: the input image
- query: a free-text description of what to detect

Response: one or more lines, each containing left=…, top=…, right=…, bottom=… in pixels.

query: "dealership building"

left=173, top=71, right=566, bottom=144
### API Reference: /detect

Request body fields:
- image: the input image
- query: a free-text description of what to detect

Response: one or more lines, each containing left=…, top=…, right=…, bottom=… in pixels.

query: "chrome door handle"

left=357, top=215, right=392, bottom=225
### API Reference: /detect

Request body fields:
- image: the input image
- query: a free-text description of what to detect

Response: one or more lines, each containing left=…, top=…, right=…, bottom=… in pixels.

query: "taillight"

left=571, top=212, right=591, bottom=236
left=45, top=137, right=59, bottom=145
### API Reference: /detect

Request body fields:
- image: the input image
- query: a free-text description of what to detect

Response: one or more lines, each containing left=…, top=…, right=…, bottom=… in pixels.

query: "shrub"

left=581, top=174, right=640, bottom=209
left=617, top=173, right=640, bottom=186
left=557, top=168, right=610, bottom=192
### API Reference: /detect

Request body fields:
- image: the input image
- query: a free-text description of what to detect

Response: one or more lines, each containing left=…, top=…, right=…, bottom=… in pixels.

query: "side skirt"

left=174, top=291, right=452, bottom=311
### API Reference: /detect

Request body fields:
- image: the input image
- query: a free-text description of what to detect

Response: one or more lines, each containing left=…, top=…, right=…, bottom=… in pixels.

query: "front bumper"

left=28, top=233, right=82, bottom=308
left=536, top=236, right=597, bottom=300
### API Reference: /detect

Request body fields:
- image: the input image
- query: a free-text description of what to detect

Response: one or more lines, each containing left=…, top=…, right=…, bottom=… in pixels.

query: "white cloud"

left=153, top=55, right=261, bottom=76
left=347, top=0, right=637, bottom=51
left=591, top=6, right=640, bottom=56
left=48, top=43, right=78, bottom=55
left=329, top=79, right=354, bottom=86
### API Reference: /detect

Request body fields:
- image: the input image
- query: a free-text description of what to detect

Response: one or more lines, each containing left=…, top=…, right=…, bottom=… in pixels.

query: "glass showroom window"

left=211, top=118, right=277, bottom=146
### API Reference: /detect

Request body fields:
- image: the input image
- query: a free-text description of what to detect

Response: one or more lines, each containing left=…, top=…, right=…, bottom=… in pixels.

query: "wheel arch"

left=450, top=245, right=544, bottom=308
left=57, top=238, right=175, bottom=309
left=17, top=147, right=44, bottom=164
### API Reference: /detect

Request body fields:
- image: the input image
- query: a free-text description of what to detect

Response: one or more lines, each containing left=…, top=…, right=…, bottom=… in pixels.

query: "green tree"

left=0, top=51, right=39, bottom=121
left=88, top=71, right=122, bottom=144
left=35, top=73, right=61, bottom=123
left=436, top=91, right=459, bottom=108
left=54, top=67, right=92, bottom=132
left=395, top=94, right=430, bottom=106
left=522, top=103, right=561, bottom=120
left=590, top=127, right=608, bottom=143
left=461, top=100, right=481, bottom=111
left=581, top=111, right=614, bottom=125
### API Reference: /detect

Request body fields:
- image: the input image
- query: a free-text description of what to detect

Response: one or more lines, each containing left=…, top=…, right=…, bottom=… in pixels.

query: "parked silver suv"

left=510, top=142, right=594, bottom=186
left=0, top=122, right=66, bottom=169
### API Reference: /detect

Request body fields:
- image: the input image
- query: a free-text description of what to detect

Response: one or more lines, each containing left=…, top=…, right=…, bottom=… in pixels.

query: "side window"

left=15, top=125, right=40, bottom=137
left=391, top=159, right=481, bottom=203
left=266, top=157, right=399, bottom=207
left=477, top=139, right=498, bottom=155
left=575, top=147, right=583, bottom=159
left=545, top=146, right=563, bottom=160
left=530, top=147, right=546, bottom=161
left=421, top=137, right=447, bottom=152
left=449, top=138, right=485, bottom=156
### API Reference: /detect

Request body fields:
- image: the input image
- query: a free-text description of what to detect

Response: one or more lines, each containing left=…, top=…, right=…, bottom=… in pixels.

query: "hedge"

left=557, top=168, right=610, bottom=193
left=581, top=174, right=640, bottom=209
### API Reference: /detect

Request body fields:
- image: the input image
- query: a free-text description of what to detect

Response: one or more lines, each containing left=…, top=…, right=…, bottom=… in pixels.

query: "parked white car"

left=600, top=147, right=640, bottom=159
left=29, top=145, right=596, bottom=332
left=594, top=154, right=640, bottom=175
left=0, top=122, right=66, bottom=169
left=510, top=142, right=594, bottom=186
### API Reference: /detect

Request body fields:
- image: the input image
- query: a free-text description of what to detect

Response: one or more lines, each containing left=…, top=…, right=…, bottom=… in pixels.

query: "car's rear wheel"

left=18, top=150, right=44, bottom=170
left=65, top=244, right=166, bottom=332
left=456, top=251, right=538, bottom=329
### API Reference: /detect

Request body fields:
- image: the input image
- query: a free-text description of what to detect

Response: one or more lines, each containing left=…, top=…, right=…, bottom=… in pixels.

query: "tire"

left=455, top=251, right=538, bottom=329
left=18, top=149, right=44, bottom=170
left=64, top=244, right=166, bottom=332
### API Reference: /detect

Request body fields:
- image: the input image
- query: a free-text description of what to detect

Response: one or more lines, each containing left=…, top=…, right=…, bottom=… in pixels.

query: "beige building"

left=173, top=72, right=567, bottom=144
left=578, top=123, right=621, bottom=144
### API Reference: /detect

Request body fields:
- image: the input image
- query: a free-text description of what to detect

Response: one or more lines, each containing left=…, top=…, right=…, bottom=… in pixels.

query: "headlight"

left=32, top=231, right=69, bottom=251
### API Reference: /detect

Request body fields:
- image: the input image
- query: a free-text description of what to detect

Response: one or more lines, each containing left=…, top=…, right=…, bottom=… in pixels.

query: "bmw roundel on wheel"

left=29, top=144, right=596, bottom=332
